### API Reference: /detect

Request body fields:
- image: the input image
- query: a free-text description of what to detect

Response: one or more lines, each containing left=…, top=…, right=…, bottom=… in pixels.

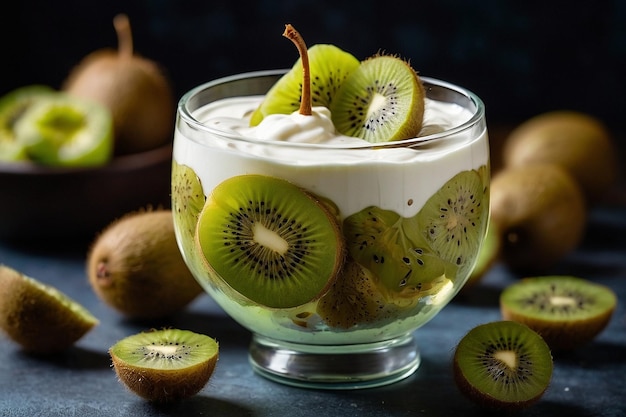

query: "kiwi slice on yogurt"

left=195, top=174, right=345, bottom=309
left=171, top=161, right=206, bottom=262
left=416, top=168, right=489, bottom=278
left=453, top=320, right=553, bottom=411
left=500, top=275, right=617, bottom=351
left=330, top=53, right=425, bottom=142
left=0, top=264, right=98, bottom=353
left=109, top=328, right=219, bottom=402
left=250, top=43, right=360, bottom=126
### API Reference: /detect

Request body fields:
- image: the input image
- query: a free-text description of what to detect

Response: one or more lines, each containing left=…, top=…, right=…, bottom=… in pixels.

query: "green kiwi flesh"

left=453, top=320, right=553, bottom=411
left=195, top=174, right=344, bottom=308
left=0, top=264, right=99, bottom=353
left=417, top=169, right=489, bottom=278
left=343, top=206, right=457, bottom=301
left=171, top=161, right=206, bottom=263
left=109, top=328, right=218, bottom=402
left=250, top=44, right=360, bottom=126
left=330, top=54, right=425, bottom=142
left=0, top=85, right=56, bottom=161
left=500, top=276, right=617, bottom=350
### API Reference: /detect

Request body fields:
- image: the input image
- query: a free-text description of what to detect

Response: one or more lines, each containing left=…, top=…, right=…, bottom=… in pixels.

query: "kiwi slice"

left=0, top=264, right=98, bottom=353
left=330, top=54, right=425, bottom=142
left=316, top=259, right=393, bottom=329
left=500, top=276, right=617, bottom=350
left=344, top=206, right=456, bottom=301
left=453, top=320, right=553, bottom=411
left=195, top=174, right=345, bottom=309
left=250, top=43, right=360, bottom=126
left=464, top=220, right=501, bottom=289
left=0, top=85, right=55, bottom=162
left=14, top=93, right=114, bottom=167
left=109, top=328, right=218, bottom=402
left=171, top=161, right=206, bottom=263
left=417, top=168, right=489, bottom=278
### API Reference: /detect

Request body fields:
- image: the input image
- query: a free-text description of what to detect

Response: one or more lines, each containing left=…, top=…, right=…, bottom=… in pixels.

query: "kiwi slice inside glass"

left=250, top=44, right=360, bottom=126
left=453, top=320, right=553, bottom=411
left=330, top=54, right=425, bottom=142
left=171, top=161, right=206, bottom=263
left=0, top=265, right=99, bottom=353
left=109, top=328, right=218, bottom=403
left=417, top=168, right=489, bottom=278
left=500, top=275, right=617, bottom=350
left=344, top=206, right=457, bottom=301
left=195, top=174, right=345, bottom=309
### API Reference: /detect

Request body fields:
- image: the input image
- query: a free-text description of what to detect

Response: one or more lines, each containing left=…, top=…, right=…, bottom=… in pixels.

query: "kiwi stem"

left=282, top=24, right=312, bottom=116
left=113, top=14, right=133, bottom=59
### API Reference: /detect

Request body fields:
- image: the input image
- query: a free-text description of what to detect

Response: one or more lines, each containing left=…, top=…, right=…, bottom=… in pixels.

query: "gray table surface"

left=1, top=206, right=625, bottom=417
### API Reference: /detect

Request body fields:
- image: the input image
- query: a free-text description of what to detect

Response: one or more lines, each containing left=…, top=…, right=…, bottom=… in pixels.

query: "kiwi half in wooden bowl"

left=0, top=142, right=172, bottom=243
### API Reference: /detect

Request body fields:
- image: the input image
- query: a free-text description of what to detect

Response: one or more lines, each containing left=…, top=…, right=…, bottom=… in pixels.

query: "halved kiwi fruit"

left=453, top=320, right=553, bottom=411
left=250, top=43, right=360, bottom=126
left=417, top=168, right=489, bottom=278
left=500, top=276, right=617, bottom=350
left=195, top=174, right=345, bottom=309
left=109, top=328, right=218, bottom=402
left=330, top=53, right=425, bottom=142
left=0, top=264, right=99, bottom=353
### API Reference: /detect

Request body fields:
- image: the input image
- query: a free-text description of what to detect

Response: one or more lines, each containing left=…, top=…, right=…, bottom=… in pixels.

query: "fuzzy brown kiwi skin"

left=87, top=209, right=203, bottom=319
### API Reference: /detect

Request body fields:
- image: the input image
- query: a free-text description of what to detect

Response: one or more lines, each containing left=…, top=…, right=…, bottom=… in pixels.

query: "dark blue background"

left=3, top=0, right=625, bottom=131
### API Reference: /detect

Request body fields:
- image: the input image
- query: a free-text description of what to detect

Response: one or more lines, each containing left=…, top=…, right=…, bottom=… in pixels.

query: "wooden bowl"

left=0, top=144, right=172, bottom=244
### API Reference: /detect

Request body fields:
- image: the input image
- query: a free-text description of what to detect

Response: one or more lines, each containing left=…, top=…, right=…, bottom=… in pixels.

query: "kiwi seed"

left=500, top=275, right=617, bottom=350
left=453, top=320, right=553, bottom=411
left=0, top=264, right=98, bottom=353
left=195, top=174, right=345, bottom=309
left=109, top=328, right=218, bottom=402
left=87, top=209, right=203, bottom=319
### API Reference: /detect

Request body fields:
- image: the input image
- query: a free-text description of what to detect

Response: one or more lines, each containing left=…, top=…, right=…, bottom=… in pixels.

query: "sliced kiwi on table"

left=453, top=320, right=553, bottom=411
left=250, top=43, right=360, bottom=125
left=500, top=276, right=617, bottom=350
left=13, top=93, right=114, bottom=167
left=195, top=174, right=345, bottom=309
left=109, top=328, right=219, bottom=403
left=171, top=161, right=206, bottom=263
left=343, top=206, right=456, bottom=303
left=0, top=264, right=99, bottom=353
left=416, top=168, right=489, bottom=278
left=316, top=259, right=393, bottom=329
left=330, top=53, right=425, bottom=142
left=0, top=85, right=55, bottom=162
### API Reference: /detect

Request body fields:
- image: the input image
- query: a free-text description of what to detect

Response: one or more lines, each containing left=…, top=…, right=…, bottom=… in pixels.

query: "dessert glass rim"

left=176, top=69, right=486, bottom=151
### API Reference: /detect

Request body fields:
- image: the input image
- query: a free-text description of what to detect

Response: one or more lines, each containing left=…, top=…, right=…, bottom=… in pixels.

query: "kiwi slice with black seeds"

left=250, top=43, right=360, bottom=126
left=171, top=161, right=206, bottom=263
left=0, top=264, right=98, bottom=353
left=453, top=320, right=553, bottom=411
left=417, top=168, right=489, bottom=278
left=330, top=54, right=425, bottom=142
left=500, top=275, right=617, bottom=350
left=344, top=206, right=456, bottom=301
left=109, top=328, right=218, bottom=403
left=196, top=174, right=345, bottom=309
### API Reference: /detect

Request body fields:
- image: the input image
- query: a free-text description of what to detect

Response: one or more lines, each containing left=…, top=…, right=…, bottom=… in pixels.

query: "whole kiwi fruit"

left=87, top=209, right=203, bottom=319
left=503, top=110, right=618, bottom=204
left=63, top=14, right=174, bottom=155
left=490, top=164, right=586, bottom=272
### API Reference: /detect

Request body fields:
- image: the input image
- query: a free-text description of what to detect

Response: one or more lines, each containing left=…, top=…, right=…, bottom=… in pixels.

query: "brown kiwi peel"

left=63, top=14, right=174, bottom=155
left=87, top=209, right=203, bottom=318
